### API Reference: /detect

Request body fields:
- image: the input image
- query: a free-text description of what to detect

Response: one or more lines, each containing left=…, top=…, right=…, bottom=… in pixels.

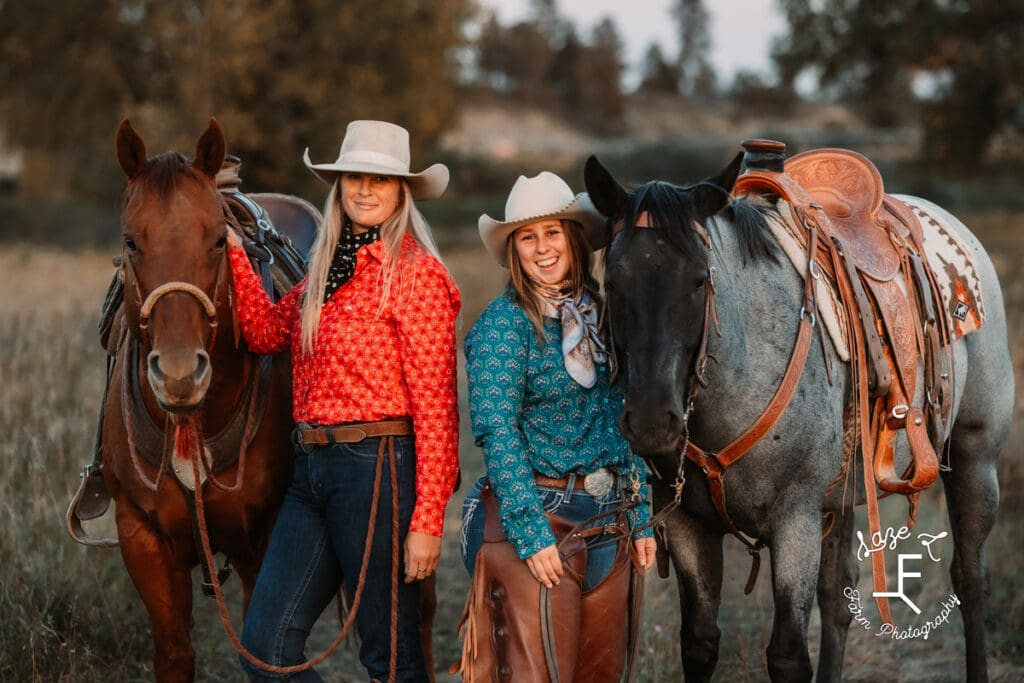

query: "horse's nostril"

left=194, top=351, right=210, bottom=381
left=147, top=352, right=164, bottom=382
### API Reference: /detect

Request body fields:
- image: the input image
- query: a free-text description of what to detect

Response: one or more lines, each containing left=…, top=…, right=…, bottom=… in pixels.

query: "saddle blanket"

left=765, top=196, right=985, bottom=362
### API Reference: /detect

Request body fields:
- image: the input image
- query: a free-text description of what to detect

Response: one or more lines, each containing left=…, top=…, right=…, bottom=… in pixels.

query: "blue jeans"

left=460, top=475, right=624, bottom=591
left=240, top=435, right=426, bottom=682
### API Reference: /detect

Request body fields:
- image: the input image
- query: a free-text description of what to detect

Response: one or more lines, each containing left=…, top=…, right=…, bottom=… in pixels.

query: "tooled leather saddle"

left=733, top=140, right=955, bottom=624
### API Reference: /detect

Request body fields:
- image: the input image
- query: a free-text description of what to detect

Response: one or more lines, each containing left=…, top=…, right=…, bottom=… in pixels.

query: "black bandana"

left=323, top=221, right=381, bottom=303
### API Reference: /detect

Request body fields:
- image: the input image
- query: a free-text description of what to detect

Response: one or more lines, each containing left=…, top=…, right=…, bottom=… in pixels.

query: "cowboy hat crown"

left=478, top=171, right=606, bottom=266
left=303, top=120, right=449, bottom=200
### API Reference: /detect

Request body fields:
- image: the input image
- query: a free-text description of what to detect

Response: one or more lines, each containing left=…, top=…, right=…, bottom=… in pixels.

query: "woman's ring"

left=417, top=567, right=426, bottom=573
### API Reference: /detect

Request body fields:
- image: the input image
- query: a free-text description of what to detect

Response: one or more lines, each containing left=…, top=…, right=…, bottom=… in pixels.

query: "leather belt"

left=534, top=468, right=616, bottom=497
left=535, top=473, right=588, bottom=490
left=294, top=419, right=412, bottom=446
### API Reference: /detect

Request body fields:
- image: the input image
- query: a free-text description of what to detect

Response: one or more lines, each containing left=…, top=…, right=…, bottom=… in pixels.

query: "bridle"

left=117, top=193, right=241, bottom=496
left=121, top=196, right=235, bottom=353
left=608, top=199, right=819, bottom=593
left=608, top=208, right=720, bottom=426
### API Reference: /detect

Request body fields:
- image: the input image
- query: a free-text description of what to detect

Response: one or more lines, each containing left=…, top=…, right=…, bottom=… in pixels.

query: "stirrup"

left=74, top=463, right=112, bottom=520
left=66, top=463, right=118, bottom=547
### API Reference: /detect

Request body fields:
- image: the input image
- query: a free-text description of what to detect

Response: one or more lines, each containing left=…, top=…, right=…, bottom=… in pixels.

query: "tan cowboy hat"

left=479, top=172, right=607, bottom=266
left=302, top=120, right=449, bottom=200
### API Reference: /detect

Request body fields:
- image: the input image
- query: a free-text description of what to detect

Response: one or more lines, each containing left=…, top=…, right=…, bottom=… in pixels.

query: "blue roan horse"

left=584, top=154, right=1014, bottom=682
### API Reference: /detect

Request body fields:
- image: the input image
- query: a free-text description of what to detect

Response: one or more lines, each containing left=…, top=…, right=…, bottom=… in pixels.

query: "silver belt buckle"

left=583, top=467, right=613, bottom=498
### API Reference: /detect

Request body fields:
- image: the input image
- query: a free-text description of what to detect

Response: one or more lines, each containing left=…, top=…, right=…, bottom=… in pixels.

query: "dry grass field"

left=0, top=209, right=1021, bottom=681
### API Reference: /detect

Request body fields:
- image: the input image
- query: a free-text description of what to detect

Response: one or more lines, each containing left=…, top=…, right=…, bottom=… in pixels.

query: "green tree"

left=0, top=0, right=473, bottom=198
left=528, top=0, right=570, bottom=45
left=773, top=0, right=1024, bottom=166
left=547, top=19, right=625, bottom=135
left=726, top=70, right=797, bottom=116
left=638, top=43, right=682, bottom=95
left=673, top=0, right=716, bottom=97
left=474, top=13, right=555, bottom=100
left=581, top=17, right=627, bottom=133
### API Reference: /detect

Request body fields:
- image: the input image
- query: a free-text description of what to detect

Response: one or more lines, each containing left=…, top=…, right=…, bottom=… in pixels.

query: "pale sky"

left=478, top=0, right=787, bottom=86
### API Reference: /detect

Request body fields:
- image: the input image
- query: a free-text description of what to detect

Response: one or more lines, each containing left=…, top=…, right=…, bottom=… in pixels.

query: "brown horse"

left=103, top=118, right=293, bottom=682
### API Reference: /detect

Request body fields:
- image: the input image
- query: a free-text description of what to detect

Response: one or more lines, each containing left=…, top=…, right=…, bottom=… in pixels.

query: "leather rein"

left=611, top=205, right=820, bottom=593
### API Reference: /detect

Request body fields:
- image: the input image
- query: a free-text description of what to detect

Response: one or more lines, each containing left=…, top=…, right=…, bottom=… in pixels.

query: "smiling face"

left=339, top=172, right=401, bottom=232
left=512, top=219, right=573, bottom=285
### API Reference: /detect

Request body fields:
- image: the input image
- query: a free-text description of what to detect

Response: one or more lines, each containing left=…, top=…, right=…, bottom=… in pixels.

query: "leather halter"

left=139, top=281, right=219, bottom=345
left=614, top=208, right=819, bottom=593
left=124, top=245, right=226, bottom=353
left=116, top=195, right=241, bottom=495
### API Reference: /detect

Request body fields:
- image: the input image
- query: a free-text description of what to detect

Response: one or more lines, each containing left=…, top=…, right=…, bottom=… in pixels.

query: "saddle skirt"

left=764, top=196, right=986, bottom=362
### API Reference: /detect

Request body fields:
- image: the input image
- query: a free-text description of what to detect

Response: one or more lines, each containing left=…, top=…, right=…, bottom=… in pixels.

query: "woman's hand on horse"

left=526, top=545, right=563, bottom=588
left=403, top=530, right=441, bottom=583
left=633, top=537, right=657, bottom=573
left=225, top=227, right=242, bottom=249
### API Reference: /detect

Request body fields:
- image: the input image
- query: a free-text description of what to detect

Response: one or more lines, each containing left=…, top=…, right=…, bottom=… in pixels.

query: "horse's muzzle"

left=147, top=348, right=212, bottom=412
left=618, top=407, right=684, bottom=456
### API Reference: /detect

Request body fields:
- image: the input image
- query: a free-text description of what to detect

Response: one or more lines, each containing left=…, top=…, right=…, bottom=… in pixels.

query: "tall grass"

left=1, top=208, right=1021, bottom=681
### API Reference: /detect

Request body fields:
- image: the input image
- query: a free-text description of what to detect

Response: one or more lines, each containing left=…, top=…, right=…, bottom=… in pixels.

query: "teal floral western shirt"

left=465, top=291, right=652, bottom=559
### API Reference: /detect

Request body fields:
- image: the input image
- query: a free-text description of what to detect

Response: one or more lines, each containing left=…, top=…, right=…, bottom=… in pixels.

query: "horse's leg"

left=765, top=507, right=821, bottom=683
left=116, top=502, right=195, bottom=683
left=664, top=510, right=724, bottom=683
left=935, top=295, right=1014, bottom=682
left=942, top=409, right=1006, bottom=679
left=815, top=509, right=857, bottom=683
left=231, top=555, right=260, bottom=617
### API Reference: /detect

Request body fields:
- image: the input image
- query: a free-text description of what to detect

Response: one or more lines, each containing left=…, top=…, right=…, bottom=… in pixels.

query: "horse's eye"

left=695, top=278, right=706, bottom=291
left=124, top=236, right=137, bottom=252
left=215, top=234, right=227, bottom=248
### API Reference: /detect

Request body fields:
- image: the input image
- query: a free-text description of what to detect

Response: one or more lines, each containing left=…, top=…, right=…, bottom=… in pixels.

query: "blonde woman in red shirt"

left=227, top=120, right=460, bottom=682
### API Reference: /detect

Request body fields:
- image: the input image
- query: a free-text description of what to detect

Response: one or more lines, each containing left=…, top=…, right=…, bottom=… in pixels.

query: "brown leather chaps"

left=456, top=484, right=637, bottom=682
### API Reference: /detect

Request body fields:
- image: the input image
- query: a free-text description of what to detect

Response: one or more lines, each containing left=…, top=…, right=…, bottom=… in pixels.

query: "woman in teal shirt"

left=458, top=171, right=656, bottom=680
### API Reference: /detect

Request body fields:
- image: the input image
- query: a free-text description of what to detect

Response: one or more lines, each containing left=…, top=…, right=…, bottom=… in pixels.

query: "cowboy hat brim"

left=302, top=148, right=449, bottom=200
left=478, top=193, right=607, bottom=266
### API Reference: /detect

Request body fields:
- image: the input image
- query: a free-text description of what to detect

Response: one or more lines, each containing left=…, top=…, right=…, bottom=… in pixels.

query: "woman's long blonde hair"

left=299, top=178, right=443, bottom=354
left=506, top=219, right=599, bottom=342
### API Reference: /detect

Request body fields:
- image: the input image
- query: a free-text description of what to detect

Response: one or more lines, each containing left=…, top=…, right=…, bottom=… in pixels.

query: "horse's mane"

left=120, top=152, right=207, bottom=208
left=613, top=180, right=778, bottom=265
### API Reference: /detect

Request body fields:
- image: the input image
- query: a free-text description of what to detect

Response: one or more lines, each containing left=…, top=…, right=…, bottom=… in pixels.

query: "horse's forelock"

left=618, top=181, right=706, bottom=263
left=119, top=152, right=205, bottom=208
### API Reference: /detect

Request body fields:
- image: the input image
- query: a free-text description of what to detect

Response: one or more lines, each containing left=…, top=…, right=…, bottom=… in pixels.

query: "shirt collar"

left=362, top=232, right=416, bottom=263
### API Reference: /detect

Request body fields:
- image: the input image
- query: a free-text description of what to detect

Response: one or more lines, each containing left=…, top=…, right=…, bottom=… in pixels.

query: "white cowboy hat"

left=302, top=120, right=449, bottom=200
left=479, top=171, right=607, bottom=266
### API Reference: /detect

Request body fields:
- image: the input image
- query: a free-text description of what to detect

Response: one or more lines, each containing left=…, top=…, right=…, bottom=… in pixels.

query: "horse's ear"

left=194, top=117, right=226, bottom=179
left=584, top=155, right=628, bottom=218
left=116, top=118, right=147, bottom=179
left=692, top=151, right=743, bottom=219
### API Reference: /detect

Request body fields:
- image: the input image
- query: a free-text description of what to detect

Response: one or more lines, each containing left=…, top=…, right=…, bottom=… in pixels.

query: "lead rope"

left=191, top=435, right=400, bottom=680
left=388, top=436, right=400, bottom=680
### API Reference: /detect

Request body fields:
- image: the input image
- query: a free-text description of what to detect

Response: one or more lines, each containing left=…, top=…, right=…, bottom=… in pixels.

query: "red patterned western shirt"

left=228, top=234, right=461, bottom=536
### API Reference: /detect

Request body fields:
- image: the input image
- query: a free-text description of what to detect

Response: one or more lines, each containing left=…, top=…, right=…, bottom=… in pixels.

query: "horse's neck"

left=703, top=216, right=802, bottom=393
